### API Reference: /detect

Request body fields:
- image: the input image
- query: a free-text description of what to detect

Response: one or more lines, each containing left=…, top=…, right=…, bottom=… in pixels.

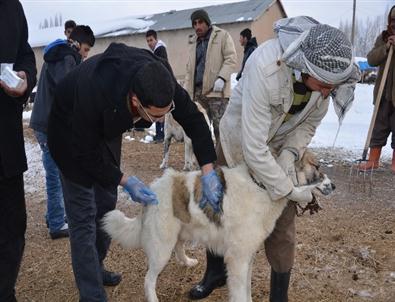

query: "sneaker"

left=49, top=223, right=69, bottom=240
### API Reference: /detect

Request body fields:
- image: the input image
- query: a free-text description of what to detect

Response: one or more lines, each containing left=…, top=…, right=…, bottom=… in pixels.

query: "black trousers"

left=60, top=174, right=117, bottom=302
left=0, top=174, right=26, bottom=302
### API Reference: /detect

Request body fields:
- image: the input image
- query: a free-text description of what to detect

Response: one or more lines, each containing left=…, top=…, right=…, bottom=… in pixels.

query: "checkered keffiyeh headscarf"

left=273, top=16, right=361, bottom=124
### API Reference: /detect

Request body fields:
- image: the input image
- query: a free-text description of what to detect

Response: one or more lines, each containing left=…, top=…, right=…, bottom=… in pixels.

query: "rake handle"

left=362, top=45, right=393, bottom=161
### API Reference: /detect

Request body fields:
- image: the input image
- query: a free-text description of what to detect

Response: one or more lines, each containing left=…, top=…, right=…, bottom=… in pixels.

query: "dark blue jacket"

left=236, top=37, right=257, bottom=81
left=30, top=42, right=81, bottom=133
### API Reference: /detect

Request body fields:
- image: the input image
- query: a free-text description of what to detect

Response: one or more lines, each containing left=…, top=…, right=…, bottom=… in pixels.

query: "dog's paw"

left=159, top=161, right=168, bottom=169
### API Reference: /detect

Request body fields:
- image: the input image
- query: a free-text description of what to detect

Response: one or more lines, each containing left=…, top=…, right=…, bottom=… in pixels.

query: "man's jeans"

left=60, top=174, right=118, bottom=302
left=34, top=131, right=66, bottom=232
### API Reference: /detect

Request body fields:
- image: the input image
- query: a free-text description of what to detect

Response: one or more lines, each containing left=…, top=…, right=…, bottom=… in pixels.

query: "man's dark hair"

left=69, top=25, right=95, bottom=47
left=64, top=20, right=77, bottom=30
left=133, top=61, right=175, bottom=108
left=146, top=29, right=158, bottom=40
left=240, top=28, right=252, bottom=40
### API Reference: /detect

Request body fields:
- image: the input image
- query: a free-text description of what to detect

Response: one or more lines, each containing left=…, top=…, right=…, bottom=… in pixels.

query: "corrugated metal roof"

left=148, top=0, right=277, bottom=32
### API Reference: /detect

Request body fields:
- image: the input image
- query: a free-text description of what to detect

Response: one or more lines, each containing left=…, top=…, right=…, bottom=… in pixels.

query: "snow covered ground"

left=311, top=83, right=392, bottom=160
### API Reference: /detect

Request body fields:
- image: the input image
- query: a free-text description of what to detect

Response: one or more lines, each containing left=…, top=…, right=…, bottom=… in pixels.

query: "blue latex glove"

left=199, top=170, right=223, bottom=213
left=123, top=176, right=158, bottom=205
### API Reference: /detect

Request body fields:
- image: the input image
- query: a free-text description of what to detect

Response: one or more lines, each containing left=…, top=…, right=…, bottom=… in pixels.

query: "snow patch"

left=24, top=140, right=45, bottom=196
left=311, top=84, right=392, bottom=159
left=23, top=110, right=32, bottom=120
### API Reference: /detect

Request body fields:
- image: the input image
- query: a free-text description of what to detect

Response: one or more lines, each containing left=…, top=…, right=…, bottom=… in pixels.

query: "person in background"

left=29, top=26, right=95, bottom=240
left=0, top=0, right=37, bottom=301
left=358, top=5, right=395, bottom=173
left=236, top=28, right=257, bottom=81
left=146, top=29, right=168, bottom=142
left=64, top=20, right=76, bottom=39
left=184, top=9, right=237, bottom=145
left=43, top=19, right=77, bottom=54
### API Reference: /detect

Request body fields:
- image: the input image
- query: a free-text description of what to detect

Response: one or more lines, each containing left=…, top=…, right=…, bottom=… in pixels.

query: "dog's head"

left=295, top=150, right=335, bottom=196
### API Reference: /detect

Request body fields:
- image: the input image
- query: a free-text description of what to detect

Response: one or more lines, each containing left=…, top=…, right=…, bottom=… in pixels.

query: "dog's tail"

left=102, top=210, right=142, bottom=249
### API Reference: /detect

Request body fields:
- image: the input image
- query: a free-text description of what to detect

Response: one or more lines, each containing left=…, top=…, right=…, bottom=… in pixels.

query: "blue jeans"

left=34, top=131, right=66, bottom=232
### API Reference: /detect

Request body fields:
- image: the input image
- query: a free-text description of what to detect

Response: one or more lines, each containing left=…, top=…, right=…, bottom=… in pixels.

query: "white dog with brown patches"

left=103, top=151, right=334, bottom=302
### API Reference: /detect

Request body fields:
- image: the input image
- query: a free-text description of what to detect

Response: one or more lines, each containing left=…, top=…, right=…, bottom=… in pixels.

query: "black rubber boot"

left=269, top=268, right=291, bottom=302
left=189, top=250, right=227, bottom=300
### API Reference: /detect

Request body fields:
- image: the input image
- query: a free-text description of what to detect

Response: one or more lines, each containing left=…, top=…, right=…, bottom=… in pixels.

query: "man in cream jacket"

left=184, top=9, right=237, bottom=144
left=190, top=16, right=360, bottom=302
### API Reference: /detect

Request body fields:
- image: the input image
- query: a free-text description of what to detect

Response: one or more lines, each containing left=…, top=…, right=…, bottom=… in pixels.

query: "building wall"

left=32, top=1, right=285, bottom=81
left=251, top=1, right=285, bottom=44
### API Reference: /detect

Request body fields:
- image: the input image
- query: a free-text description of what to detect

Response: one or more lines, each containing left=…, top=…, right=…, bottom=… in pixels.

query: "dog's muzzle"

left=315, top=174, right=335, bottom=196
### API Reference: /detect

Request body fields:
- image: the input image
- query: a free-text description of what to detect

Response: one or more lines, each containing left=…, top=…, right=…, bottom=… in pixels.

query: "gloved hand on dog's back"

left=199, top=170, right=223, bottom=213
left=287, top=186, right=313, bottom=205
left=122, top=176, right=158, bottom=206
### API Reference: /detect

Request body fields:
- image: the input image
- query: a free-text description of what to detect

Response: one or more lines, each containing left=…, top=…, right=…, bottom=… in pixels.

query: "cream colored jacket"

left=184, top=25, right=237, bottom=98
left=219, top=38, right=329, bottom=201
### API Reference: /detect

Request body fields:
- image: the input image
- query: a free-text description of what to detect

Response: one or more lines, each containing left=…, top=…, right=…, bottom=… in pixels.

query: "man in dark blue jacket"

left=48, top=43, right=223, bottom=302
left=0, top=1, right=37, bottom=301
left=30, top=25, right=95, bottom=240
left=236, top=28, right=257, bottom=81
left=146, top=29, right=168, bottom=142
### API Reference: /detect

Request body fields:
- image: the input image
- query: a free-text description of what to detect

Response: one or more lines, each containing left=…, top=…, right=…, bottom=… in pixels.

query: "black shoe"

left=102, top=268, right=122, bottom=286
left=269, top=268, right=291, bottom=302
left=49, top=223, right=69, bottom=240
left=49, top=229, right=69, bottom=240
left=189, top=251, right=227, bottom=300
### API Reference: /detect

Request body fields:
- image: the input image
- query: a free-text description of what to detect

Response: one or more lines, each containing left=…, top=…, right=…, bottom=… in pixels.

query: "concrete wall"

left=32, top=2, right=285, bottom=81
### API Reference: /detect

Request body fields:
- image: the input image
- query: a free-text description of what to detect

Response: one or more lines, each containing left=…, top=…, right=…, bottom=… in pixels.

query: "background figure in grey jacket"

left=357, top=5, right=395, bottom=173
left=236, top=28, right=257, bottom=81
left=29, top=26, right=95, bottom=239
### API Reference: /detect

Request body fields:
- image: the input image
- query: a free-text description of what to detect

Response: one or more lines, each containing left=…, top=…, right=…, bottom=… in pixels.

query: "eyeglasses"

left=137, top=100, right=175, bottom=123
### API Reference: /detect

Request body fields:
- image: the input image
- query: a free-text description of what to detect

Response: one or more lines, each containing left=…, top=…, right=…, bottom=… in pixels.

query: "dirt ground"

left=17, top=126, right=395, bottom=302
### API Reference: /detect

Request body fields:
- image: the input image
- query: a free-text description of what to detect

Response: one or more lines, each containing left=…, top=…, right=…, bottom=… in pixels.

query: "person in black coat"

left=236, top=28, right=258, bottom=81
left=0, top=0, right=37, bottom=301
left=146, top=29, right=168, bottom=142
left=47, top=43, right=223, bottom=302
